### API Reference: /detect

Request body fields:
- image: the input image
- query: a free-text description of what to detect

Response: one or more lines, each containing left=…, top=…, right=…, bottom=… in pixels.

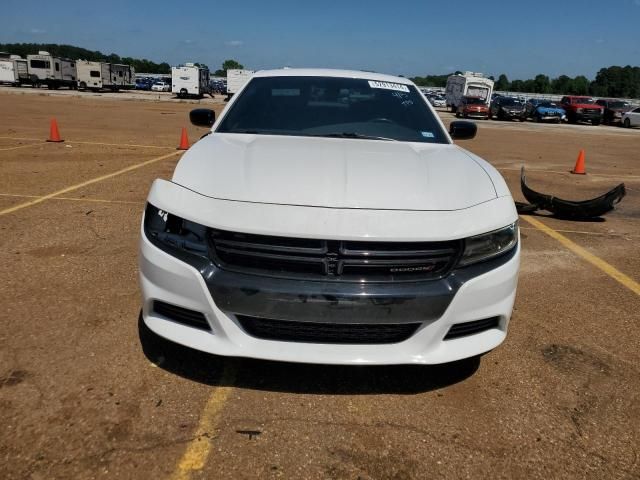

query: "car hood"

left=538, top=106, right=565, bottom=114
left=172, top=134, right=498, bottom=211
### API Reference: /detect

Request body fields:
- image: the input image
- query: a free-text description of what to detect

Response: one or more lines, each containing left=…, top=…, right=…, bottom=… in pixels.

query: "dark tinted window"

left=30, top=60, right=50, bottom=69
left=217, top=76, right=448, bottom=143
left=90, top=70, right=100, bottom=78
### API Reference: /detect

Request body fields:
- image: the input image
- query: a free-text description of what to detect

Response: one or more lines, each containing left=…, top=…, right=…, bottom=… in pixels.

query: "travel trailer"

left=76, top=61, right=135, bottom=91
left=445, top=72, right=494, bottom=111
left=171, top=63, right=210, bottom=98
left=26, top=51, right=77, bottom=89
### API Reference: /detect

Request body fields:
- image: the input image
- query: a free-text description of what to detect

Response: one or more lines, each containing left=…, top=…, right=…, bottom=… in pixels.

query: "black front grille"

left=153, top=301, right=210, bottom=331
left=209, top=229, right=461, bottom=282
left=237, top=316, right=421, bottom=344
left=444, top=317, right=500, bottom=340
left=583, top=108, right=601, bottom=114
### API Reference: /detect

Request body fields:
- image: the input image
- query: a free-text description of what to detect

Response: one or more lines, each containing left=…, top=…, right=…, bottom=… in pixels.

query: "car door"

left=631, top=107, right=640, bottom=126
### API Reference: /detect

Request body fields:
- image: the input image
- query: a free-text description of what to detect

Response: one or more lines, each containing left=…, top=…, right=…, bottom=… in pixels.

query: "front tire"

left=592, top=119, right=601, bottom=126
left=624, top=118, right=631, bottom=128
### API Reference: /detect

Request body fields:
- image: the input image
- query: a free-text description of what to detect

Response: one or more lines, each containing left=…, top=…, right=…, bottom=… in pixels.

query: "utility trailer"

left=26, top=51, right=77, bottom=89
left=171, top=63, right=210, bottom=98
left=445, top=72, right=494, bottom=112
left=0, top=55, right=29, bottom=86
left=76, top=61, right=135, bottom=91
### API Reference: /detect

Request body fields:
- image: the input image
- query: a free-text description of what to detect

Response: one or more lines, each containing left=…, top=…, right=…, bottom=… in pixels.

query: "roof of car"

left=253, top=68, right=414, bottom=85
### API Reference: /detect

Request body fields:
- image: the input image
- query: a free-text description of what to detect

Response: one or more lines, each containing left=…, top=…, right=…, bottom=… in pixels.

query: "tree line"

left=0, top=43, right=248, bottom=78
left=0, top=43, right=171, bottom=74
left=411, top=66, right=640, bottom=98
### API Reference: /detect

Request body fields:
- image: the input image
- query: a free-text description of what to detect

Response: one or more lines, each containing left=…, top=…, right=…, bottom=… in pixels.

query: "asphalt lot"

left=0, top=91, right=639, bottom=480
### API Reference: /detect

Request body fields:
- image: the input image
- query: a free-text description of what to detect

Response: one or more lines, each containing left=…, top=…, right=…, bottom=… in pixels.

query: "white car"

left=139, top=69, right=520, bottom=365
left=151, top=81, right=170, bottom=92
left=622, top=106, right=640, bottom=128
left=429, top=95, right=446, bottom=108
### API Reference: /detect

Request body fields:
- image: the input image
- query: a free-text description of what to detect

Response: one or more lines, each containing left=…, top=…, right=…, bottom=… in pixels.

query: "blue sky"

left=2, top=0, right=639, bottom=79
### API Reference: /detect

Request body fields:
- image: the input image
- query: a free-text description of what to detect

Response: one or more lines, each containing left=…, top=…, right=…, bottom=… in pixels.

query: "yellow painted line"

left=0, top=136, right=174, bottom=150
left=0, top=151, right=180, bottom=216
left=0, top=193, right=139, bottom=205
left=170, top=364, right=237, bottom=480
left=520, top=226, right=640, bottom=238
left=498, top=167, right=640, bottom=180
left=521, top=215, right=640, bottom=296
left=0, top=142, right=44, bottom=152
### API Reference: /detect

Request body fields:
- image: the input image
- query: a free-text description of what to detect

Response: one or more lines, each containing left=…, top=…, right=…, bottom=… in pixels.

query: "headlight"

left=144, top=203, right=208, bottom=257
left=459, top=222, right=518, bottom=267
left=576, top=108, right=583, bottom=113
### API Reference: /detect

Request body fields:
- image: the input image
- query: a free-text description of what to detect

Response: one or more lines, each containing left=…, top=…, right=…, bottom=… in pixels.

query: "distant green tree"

left=533, top=74, right=551, bottom=93
left=214, top=59, right=244, bottom=77
left=495, top=74, right=510, bottom=91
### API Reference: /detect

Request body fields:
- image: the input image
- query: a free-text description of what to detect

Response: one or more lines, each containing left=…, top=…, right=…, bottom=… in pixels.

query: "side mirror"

left=449, top=120, right=477, bottom=140
left=190, top=109, right=215, bottom=128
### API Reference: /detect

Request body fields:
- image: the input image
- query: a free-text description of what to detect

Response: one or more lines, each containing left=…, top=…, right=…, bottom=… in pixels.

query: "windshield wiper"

left=308, top=132, right=397, bottom=141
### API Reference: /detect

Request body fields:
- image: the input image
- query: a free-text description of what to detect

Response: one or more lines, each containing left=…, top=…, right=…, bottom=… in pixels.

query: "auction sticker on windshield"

left=368, top=80, right=410, bottom=92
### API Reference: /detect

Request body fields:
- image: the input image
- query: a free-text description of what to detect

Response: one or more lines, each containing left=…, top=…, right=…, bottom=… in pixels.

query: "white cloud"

left=29, top=28, right=46, bottom=34
left=182, top=39, right=195, bottom=45
left=224, top=40, right=244, bottom=47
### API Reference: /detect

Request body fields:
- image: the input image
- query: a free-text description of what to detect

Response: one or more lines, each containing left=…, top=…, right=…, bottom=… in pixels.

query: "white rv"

left=226, top=69, right=254, bottom=96
left=0, top=55, right=29, bottom=86
left=445, top=72, right=494, bottom=112
left=26, top=51, right=77, bottom=89
left=171, top=63, right=210, bottom=98
left=76, top=61, right=135, bottom=91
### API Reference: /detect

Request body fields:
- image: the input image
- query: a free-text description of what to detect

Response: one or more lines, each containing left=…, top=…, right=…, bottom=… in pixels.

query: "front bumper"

left=140, top=230, right=519, bottom=365
left=139, top=181, right=520, bottom=365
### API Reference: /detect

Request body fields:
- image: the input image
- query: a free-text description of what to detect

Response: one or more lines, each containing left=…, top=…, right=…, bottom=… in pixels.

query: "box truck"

left=445, top=72, right=494, bottom=112
left=171, top=63, right=210, bottom=98
left=26, top=51, right=77, bottom=89
left=226, top=69, right=254, bottom=97
left=77, top=61, right=135, bottom=91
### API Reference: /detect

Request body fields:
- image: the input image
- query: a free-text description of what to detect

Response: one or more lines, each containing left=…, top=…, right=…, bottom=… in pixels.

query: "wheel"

left=555, top=118, right=561, bottom=124
left=592, top=119, right=601, bottom=126
left=79, top=82, right=87, bottom=90
left=534, top=115, right=541, bottom=123
left=180, top=88, right=188, bottom=98
left=624, top=118, right=631, bottom=128
left=455, top=111, right=461, bottom=118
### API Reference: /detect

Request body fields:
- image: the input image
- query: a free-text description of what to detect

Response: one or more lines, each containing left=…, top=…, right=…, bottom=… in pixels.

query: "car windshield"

left=539, top=102, right=559, bottom=108
left=216, top=76, right=448, bottom=143
left=502, top=98, right=523, bottom=106
left=575, top=97, right=595, bottom=104
left=464, top=97, right=485, bottom=105
left=609, top=101, right=629, bottom=108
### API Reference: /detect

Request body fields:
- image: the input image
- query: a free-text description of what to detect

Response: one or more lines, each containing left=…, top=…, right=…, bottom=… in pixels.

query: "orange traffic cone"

left=47, top=118, right=64, bottom=143
left=571, top=149, right=586, bottom=174
left=177, top=127, right=189, bottom=150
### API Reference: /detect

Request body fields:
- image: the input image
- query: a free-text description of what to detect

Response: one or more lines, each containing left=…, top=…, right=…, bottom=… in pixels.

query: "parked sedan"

left=527, top=100, right=566, bottom=123
left=151, top=81, right=171, bottom=92
left=429, top=95, right=446, bottom=108
left=456, top=96, right=489, bottom=119
left=596, top=99, right=633, bottom=125
left=622, top=106, right=640, bottom=128
left=490, top=97, right=526, bottom=121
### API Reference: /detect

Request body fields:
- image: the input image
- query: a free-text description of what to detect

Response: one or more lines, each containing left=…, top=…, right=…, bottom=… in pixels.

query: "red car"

left=559, top=96, right=603, bottom=125
left=456, top=96, right=489, bottom=120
